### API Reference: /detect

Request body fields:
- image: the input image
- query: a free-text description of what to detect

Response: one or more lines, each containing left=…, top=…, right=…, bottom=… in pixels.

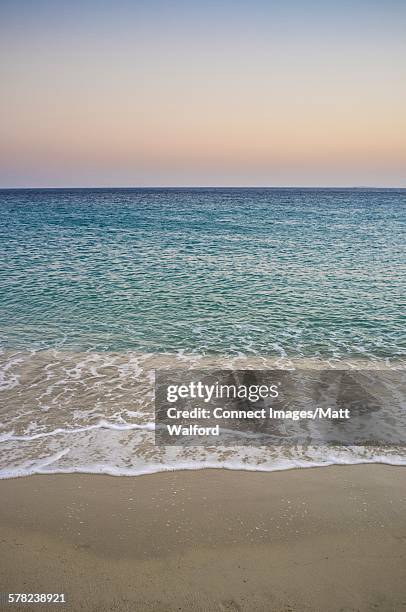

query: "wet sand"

left=0, top=465, right=405, bottom=611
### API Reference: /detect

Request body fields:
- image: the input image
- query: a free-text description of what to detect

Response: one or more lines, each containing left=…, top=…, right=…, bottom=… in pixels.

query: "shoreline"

left=1, top=465, right=405, bottom=611
left=2, top=348, right=404, bottom=480
left=1, top=457, right=406, bottom=481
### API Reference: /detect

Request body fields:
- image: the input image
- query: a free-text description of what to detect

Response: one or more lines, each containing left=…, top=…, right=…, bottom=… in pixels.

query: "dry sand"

left=0, top=465, right=405, bottom=611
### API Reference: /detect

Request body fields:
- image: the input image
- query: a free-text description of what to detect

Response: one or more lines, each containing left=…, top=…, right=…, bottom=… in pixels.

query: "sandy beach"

left=0, top=465, right=405, bottom=611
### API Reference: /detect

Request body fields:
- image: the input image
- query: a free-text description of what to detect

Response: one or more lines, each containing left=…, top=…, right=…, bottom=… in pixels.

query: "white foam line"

left=0, top=456, right=405, bottom=480
left=0, top=419, right=155, bottom=442
left=0, top=448, right=71, bottom=479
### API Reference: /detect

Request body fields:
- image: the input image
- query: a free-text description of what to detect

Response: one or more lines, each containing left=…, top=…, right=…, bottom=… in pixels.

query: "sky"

left=1, top=0, right=405, bottom=187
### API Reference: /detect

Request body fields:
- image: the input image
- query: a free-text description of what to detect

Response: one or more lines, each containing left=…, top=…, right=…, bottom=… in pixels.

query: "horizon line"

left=1, top=185, right=405, bottom=190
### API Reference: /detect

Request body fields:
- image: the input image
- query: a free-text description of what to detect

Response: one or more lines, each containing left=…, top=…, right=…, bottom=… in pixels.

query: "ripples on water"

left=0, top=188, right=405, bottom=477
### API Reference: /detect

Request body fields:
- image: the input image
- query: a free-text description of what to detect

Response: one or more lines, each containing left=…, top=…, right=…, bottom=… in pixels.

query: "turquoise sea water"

left=0, top=188, right=405, bottom=478
left=0, top=188, right=405, bottom=359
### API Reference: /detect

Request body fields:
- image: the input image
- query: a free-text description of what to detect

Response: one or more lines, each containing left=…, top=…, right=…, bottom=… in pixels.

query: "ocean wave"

left=1, top=453, right=406, bottom=481
left=0, top=349, right=404, bottom=479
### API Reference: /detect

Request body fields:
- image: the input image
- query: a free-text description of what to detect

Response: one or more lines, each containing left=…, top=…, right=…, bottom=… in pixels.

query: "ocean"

left=0, top=188, right=405, bottom=477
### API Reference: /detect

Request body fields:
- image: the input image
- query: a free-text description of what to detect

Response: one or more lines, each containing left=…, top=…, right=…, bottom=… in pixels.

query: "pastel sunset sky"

left=1, top=0, right=405, bottom=187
